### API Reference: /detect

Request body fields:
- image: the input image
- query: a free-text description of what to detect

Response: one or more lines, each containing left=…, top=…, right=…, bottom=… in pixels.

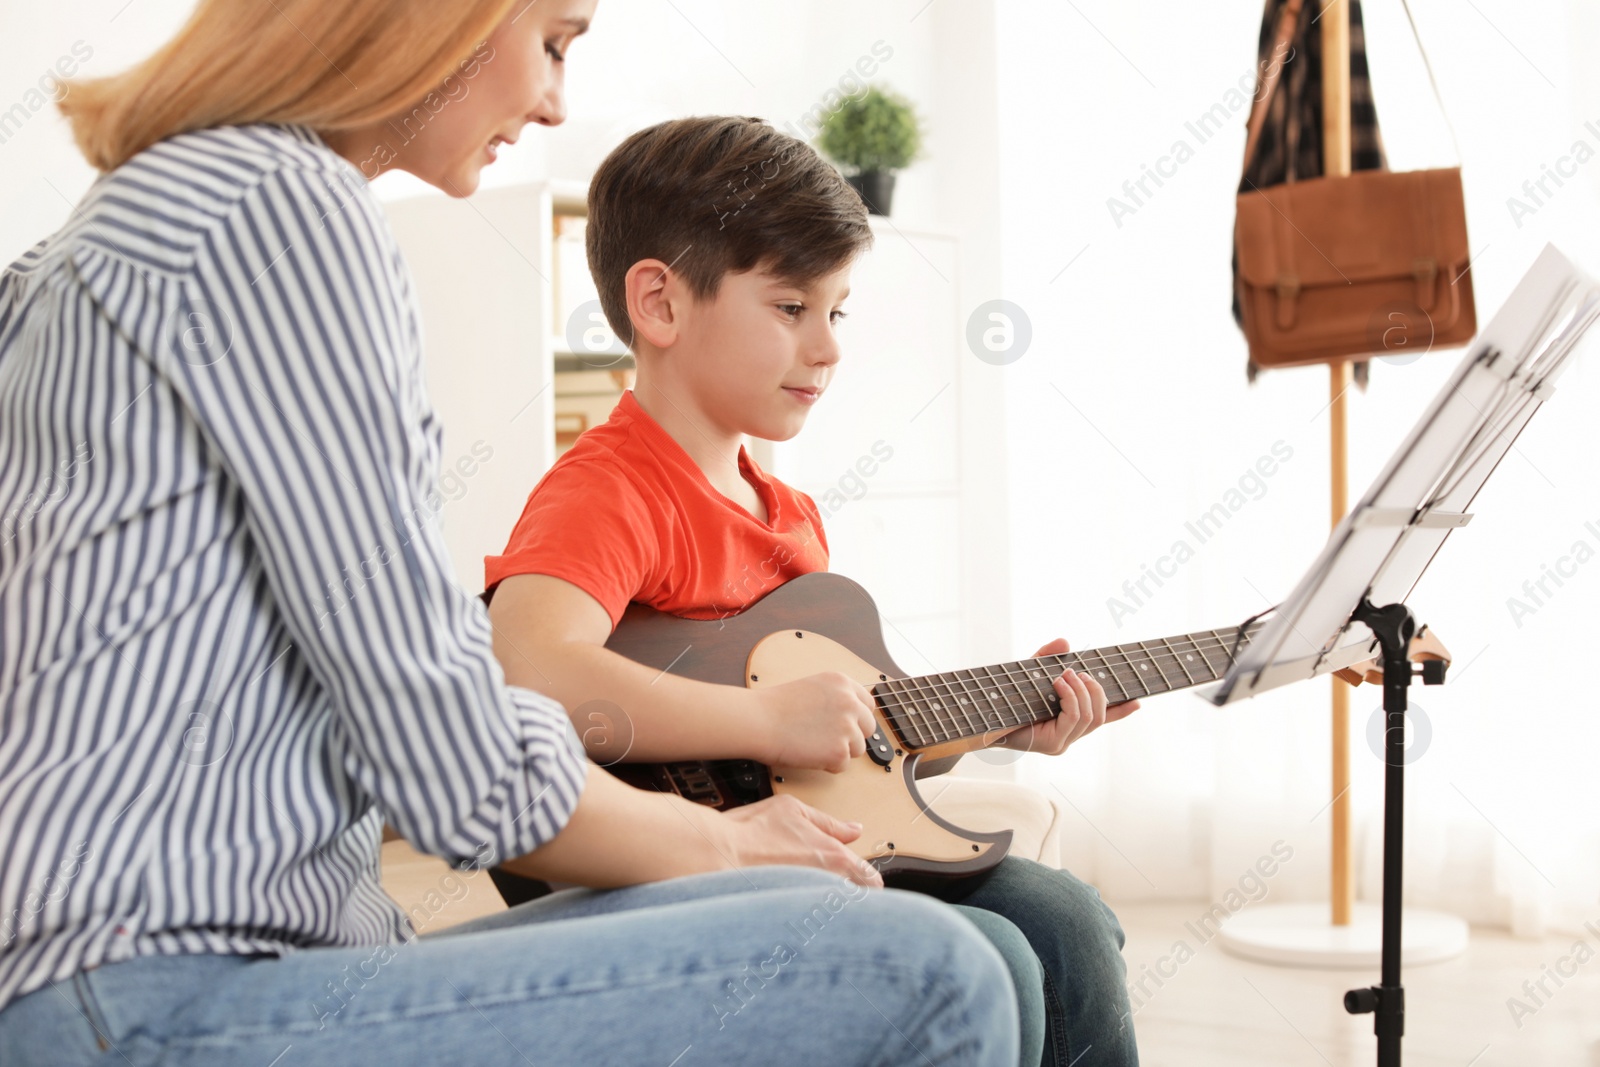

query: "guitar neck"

left=874, top=622, right=1264, bottom=750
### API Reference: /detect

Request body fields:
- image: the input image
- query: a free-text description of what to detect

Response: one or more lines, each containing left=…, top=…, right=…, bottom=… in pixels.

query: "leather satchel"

left=1234, top=0, right=1474, bottom=369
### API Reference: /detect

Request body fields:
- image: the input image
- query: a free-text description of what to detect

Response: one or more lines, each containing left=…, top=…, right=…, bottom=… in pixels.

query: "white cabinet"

left=762, top=222, right=968, bottom=674
left=384, top=182, right=579, bottom=593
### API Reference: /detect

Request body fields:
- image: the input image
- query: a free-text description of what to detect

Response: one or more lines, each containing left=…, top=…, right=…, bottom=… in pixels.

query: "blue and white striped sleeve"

left=153, top=163, right=586, bottom=866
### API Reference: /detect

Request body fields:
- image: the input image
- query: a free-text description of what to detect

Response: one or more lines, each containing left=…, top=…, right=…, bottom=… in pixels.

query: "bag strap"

left=1241, top=0, right=1458, bottom=178
left=1398, top=0, right=1462, bottom=161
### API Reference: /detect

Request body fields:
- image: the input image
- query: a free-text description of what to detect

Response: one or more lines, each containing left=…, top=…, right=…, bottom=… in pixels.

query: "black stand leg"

left=1341, top=600, right=1447, bottom=1067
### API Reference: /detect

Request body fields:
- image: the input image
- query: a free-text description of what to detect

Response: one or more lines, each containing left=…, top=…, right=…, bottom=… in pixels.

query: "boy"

left=484, top=116, right=1139, bottom=1067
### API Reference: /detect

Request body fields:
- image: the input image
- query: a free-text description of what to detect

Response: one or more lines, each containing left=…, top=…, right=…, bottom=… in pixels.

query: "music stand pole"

left=1341, top=600, right=1448, bottom=1066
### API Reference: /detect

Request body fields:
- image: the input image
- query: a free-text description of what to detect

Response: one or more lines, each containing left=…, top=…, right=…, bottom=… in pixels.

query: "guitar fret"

left=964, top=668, right=1000, bottom=734
left=1018, top=658, right=1060, bottom=722
left=1137, top=639, right=1175, bottom=693
left=1215, top=627, right=1246, bottom=672
left=936, top=674, right=964, bottom=744
left=1099, top=645, right=1139, bottom=700
left=1152, top=639, right=1189, bottom=690
left=993, top=662, right=1033, bottom=730
left=939, top=670, right=973, bottom=742
left=1162, top=636, right=1196, bottom=686
left=901, top=677, right=947, bottom=746
left=972, top=664, right=1006, bottom=733
left=1210, top=628, right=1235, bottom=675
left=880, top=680, right=926, bottom=747
left=966, top=668, right=1004, bottom=735
left=873, top=686, right=913, bottom=747
left=1190, top=631, right=1221, bottom=679
left=1116, top=644, right=1151, bottom=699
left=939, top=670, right=977, bottom=740
left=1078, top=649, right=1127, bottom=703
left=1007, top=660, right=1047, bottom=724
left=928, top=675, right=960, bottom=742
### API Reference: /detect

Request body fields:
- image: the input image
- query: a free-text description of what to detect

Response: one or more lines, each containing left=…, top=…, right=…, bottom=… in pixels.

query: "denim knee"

left=868, top=888, right=1021, bottom=1060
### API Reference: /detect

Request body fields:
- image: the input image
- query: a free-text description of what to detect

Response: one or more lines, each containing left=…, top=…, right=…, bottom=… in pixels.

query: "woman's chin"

left=431, top=160, right=484, bottom=199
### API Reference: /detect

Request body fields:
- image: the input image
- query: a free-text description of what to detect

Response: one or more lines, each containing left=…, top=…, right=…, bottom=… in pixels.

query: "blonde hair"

left=58, top=0, right=517, bottom=172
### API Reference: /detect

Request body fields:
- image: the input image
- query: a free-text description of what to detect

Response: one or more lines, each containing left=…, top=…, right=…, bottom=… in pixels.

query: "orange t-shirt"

left=484, top=390, right=829, bottom=627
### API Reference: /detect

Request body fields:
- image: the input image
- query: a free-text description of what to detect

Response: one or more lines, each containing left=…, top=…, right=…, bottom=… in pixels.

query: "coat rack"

left=1323, top=0, right=1356, bottom=934
left=1218, top=0, right=1470, bottom=975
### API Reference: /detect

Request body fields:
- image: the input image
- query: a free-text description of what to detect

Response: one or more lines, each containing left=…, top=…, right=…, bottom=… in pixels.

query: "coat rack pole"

left=1322, top=0, right=1355, bottom=928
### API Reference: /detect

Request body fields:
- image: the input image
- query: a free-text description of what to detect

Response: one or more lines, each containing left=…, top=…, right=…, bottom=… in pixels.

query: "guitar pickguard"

left=745, top=629, right=1010, bottom=883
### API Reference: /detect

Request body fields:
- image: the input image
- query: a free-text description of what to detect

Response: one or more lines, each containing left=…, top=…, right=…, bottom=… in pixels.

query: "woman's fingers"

left=794, top=796, right=863, bottom=844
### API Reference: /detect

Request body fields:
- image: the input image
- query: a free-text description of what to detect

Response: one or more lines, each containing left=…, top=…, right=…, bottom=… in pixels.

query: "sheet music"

left=1207, top=244, right=1600, bottom=706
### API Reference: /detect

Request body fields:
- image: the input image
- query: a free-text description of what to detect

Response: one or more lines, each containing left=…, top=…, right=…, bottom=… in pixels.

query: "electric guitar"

left=601, top=572, right=1448, bottom=887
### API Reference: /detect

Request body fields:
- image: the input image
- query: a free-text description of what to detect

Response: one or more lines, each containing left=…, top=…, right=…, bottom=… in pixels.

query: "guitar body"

left=605, top=571, right=1011, bottom=887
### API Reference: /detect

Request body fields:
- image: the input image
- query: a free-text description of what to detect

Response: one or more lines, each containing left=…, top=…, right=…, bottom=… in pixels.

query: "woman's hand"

left=720, top=793, right=884, bottom=887
left=993, top=638, right=1141, bottom=758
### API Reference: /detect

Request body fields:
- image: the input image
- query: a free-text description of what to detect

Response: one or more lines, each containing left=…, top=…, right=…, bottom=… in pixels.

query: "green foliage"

left=816, top=86, right=923, bottom=174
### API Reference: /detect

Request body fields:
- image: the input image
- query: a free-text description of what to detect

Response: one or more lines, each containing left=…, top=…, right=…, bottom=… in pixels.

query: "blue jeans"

left=930, top=857, right=1139, bottom=1067
left=0, top=867, right=1018, bottom=1066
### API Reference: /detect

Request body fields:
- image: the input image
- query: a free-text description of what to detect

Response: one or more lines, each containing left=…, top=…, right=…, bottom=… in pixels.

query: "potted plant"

left=816, top=85, right=923, bottom=216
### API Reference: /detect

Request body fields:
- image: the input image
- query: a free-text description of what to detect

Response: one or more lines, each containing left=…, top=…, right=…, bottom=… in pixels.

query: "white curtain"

left=994, top=0, right=1600, bottom=937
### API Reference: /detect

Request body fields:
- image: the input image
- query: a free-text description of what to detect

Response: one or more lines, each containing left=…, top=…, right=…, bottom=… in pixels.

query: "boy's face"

left=669, top=260, right=855, bottom=442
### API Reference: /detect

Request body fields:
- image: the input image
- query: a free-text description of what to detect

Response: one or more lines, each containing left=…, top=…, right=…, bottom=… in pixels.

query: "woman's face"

left=341, top=0, right=596, bottom=194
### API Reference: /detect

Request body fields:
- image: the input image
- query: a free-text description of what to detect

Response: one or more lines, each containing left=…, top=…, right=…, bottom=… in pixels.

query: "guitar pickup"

left=866, top=725, right=894, bottom=767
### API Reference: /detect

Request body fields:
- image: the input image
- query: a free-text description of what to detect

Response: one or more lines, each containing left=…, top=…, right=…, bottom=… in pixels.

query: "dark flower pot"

left=846, top=170, right=897, bottom=216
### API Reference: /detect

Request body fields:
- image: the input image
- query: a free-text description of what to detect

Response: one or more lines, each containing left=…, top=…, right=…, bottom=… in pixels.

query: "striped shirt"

left=0, top=123, right=587, bottom=1013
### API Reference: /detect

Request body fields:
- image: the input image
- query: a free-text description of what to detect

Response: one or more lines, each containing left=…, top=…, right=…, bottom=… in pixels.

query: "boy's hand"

left=720, top=794, right=884, bottom=887
left=994, top=638, right=1140, bottom=757
left=753, top=672, right=878, bottom=773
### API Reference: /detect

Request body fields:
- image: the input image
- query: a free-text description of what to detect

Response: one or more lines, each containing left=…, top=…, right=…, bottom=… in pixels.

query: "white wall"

left=0, top=0, right=191, bottom=263
left=1, top=2, right=1013, bottom=661
left=994, top=0, right=1600, bottom=934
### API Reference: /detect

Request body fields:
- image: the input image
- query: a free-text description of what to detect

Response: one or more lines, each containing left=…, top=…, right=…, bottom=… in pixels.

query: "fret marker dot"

left=1186, top=654, right=1194, bottom=661
left=1139, top=663, right=1148, bottom=671
left=988, top=691, right=999, bottom=700
left=1097, top=672, right=1106, bottom=679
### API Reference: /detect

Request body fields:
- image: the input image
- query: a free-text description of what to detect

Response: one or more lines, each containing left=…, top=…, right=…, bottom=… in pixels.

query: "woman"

left=0, top=2, right=1018, bottom=1063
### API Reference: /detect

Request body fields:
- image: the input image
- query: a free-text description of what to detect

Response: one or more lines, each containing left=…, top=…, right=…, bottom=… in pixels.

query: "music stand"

left=1202, top=244, right=1600, bottom=1066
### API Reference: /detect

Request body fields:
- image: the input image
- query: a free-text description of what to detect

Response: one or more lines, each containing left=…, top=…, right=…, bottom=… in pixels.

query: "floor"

left=1116, top=903, right=1599, bottom=1067
left=381, top=842, right=1600, bottom=1064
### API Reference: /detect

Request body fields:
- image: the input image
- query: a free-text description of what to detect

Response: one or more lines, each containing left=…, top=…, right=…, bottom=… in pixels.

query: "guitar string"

left=881, top=644, right=1238, bottom=747
left=882, top=628, right=1262, bottom=710
left=874, top=628, right=1264, bottom=744
left=915, top=627, right=1260, bottom=700
left=876, top=627, right=1266, bottom=745
left=921, top=628, right=1263, bottom=740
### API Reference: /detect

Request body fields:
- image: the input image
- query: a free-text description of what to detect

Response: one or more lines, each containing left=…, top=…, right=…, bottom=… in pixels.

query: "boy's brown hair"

left=586, top=116, right=874, bottom=343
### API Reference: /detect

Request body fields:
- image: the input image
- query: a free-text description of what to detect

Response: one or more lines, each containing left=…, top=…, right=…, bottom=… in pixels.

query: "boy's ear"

left=623, top=259, right=681, bottom=351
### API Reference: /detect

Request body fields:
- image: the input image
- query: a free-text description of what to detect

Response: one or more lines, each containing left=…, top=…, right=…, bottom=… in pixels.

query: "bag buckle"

left=1275, top=275, right=1300, bottom=330
left=1413, top=258, right=1439, bottom=309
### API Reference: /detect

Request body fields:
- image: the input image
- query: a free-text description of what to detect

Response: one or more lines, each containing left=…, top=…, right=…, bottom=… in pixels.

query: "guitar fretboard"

left=873, top=623, right=1263, bottom=749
